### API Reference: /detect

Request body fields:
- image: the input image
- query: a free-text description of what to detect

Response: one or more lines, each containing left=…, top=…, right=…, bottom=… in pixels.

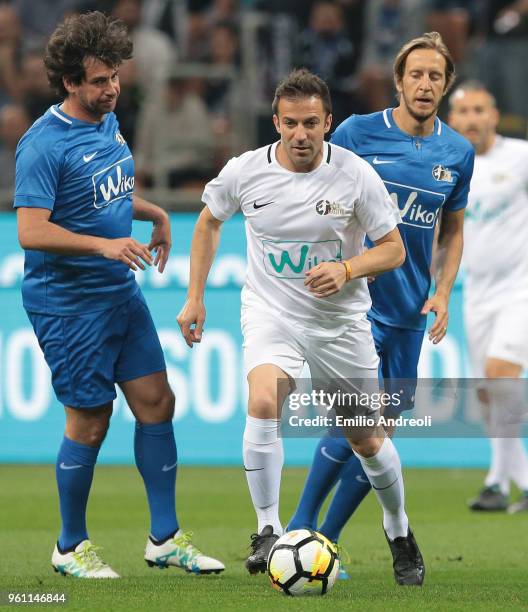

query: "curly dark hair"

left=272, top=69, right=332, bottom=116
left=44, top=11, right=133, bottom=97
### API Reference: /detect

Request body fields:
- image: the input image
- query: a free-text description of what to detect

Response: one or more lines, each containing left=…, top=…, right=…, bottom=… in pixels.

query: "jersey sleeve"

left=201, top=156, right=241, bottom=221
left=355, top=160, right=401, bottom=241
left=330, top=115, right=358, bottom=153
left=14, top=137, right=62, bottom=210
left=444, top=147, right=475, bottom=212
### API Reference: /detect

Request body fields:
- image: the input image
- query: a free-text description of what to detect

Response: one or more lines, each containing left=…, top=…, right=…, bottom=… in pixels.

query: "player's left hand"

left=304, top=262, right=347, bottom=297
left=149, top=215, right=172, bottom=273
left=421, top=293, right=448, bottom=344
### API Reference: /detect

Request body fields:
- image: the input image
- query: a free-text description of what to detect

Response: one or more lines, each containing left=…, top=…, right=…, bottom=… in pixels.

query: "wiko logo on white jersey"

left=386, top=181, right=444, bottom=229
left=263, top=239, right=342, bottom=279
left=92, top=155, right=135, bottom=209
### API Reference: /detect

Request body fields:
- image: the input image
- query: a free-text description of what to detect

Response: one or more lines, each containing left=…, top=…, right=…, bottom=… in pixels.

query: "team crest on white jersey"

left=315, top=200, right=346, bottom=216
left=491, top=173, right=509, bottom=183
left=432, top=164, right=453, bottom=183
left=115, top=130, right=126, bottom=145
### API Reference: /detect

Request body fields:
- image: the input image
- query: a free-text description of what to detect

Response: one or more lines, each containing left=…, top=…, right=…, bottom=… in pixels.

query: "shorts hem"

left=61, top=393, right=117, bottom=410
left=245, top=359, right=301, bottom=380
left=116, top=364, right=167, bottom=384
left=368, top=313, right=426, bottom=333
left=486, top=351, right=528, bottom=370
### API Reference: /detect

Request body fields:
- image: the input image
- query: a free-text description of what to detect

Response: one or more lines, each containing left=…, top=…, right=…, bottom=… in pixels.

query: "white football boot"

left=52, top=540, right=119, bottom=578
left=144, top=530, right=225, bottom=574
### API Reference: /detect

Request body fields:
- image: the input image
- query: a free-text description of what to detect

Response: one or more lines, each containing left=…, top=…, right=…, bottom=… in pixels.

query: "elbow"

left=397, top=244, right=406, bottom=267
left=18, top=225, right=42, bottom=250
left=389, top=243, right=406, bottom=270
left=18, top=227, right=32, bottom=250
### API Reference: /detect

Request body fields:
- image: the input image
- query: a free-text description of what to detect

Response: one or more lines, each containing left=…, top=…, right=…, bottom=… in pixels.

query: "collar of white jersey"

left=268, top=140, right=332, bottom=172
left=382, top=108, right=442, bottom=137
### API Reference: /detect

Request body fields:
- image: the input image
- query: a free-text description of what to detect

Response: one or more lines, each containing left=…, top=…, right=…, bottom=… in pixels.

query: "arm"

left=421, top=207, right=465, bottom=344
left=133, top=194, right=171, bottom=272
left=176, top=206, right=223, bottom=347
left=305, top=227, right=405, bottom=298
left=17, top=206, right=152, bottom=270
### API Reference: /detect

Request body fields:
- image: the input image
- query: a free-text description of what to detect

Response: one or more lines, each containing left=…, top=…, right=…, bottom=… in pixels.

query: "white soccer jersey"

left=463, top=136, right=528, bottom=308
left=202, top=141, right=400, bottom=337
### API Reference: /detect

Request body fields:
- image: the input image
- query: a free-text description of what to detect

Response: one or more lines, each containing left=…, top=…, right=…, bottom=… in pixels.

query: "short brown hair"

left=393, top=31, right=455, bottom=95
left=44, top=11, right=133, bottom=97
left=272, top=68, right=332, bottom=116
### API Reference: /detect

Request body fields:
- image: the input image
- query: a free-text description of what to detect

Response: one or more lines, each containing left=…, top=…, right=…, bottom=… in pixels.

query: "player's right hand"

left=177, top=299, right=206, bottom=348
left=99, top=237, right=153, bottom=271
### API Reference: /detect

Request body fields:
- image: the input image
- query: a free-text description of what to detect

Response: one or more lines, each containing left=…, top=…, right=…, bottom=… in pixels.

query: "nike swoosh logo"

left=355, top=474, right=370, bottom=484
left=161, top=462, right=178, bottom=472
left=83, top=152, right=97, bottom=162
left=253, top=200, right=275, bottom=209
left=372, top=476, right=399, bottom=491
left=244, top=467, right=265, bottom=471
left=320, top=446, right=348, bottom=464
left=372, top=157, right=396, bottom=165
left=59, top=462, right=83, bottom=470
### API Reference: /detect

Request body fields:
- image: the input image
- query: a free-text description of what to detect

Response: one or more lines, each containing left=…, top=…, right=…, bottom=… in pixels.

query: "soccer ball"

left=267, top=529, right=340, bottom=596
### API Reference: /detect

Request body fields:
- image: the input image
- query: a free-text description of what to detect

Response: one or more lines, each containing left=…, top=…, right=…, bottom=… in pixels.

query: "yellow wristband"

left=342, top=260, right=352, bottom=282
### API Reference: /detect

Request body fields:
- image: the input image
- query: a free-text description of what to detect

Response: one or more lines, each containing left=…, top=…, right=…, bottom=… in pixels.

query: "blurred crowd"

left=0, top=0, right=527, bottom=206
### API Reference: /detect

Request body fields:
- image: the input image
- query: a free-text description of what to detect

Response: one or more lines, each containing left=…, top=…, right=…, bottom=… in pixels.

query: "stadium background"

left=1, top=0, right=527, bottom=469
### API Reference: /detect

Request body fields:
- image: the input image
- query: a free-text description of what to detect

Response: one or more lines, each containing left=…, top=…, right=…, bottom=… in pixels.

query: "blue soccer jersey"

left=14, top=105, right=137, bottom=315
left=331, top=108, right=474, bottom=330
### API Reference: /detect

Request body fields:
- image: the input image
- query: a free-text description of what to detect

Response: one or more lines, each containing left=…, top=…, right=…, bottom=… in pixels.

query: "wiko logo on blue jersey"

left=386, top=181, right=444, bottom=229
left=92, top=155, right=135, bottom=209
left=263, top=240, right=342, bottom=279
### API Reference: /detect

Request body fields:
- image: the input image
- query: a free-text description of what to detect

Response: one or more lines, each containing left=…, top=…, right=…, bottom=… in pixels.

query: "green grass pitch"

left=1, top=465, right=527, bottom=611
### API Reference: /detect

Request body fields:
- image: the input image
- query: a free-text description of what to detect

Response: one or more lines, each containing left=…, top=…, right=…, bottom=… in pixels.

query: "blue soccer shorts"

left=27, top=290, right=166, bottom=409
left=369, top=316, right=425, bottom=416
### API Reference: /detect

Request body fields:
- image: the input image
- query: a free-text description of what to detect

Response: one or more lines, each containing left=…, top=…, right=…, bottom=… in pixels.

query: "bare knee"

left=85, top=419, right=110, bottom=446
left=65, top=405, right=112, bottom=447
left=477, top=387, right=490, bottom=406
left=136, top=387, right=175, bottom=424
left=160, top=388, right=176, bottom=421
left=349, top=435, right=384, bottom=458
left=248, top=395, right=279, bottom=419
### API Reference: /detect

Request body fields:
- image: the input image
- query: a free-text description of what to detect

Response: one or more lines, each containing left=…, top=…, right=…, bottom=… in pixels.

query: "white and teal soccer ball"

left=267, top=529, right=340, bottom=596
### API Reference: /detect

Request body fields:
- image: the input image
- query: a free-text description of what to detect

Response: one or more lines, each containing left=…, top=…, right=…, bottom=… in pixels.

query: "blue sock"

left=288, top=435, right=353, bottom=531
left=56, top=436, right=100, bottom=551
left=319, top=454, right=372, bottom=542
left=134, top=421, right=179, bottom=541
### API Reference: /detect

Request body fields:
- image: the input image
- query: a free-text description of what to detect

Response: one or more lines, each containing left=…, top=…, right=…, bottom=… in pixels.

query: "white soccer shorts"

left=465, top=299, right=528, bottom=377
left=241, top=295, right=379, bottom=385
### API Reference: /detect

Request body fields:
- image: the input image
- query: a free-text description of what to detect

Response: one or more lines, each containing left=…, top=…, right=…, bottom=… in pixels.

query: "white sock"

left=354, top=437, right=408, bottom=540
left=509, top=438, right=528, bottom=492
left=243, top=415, right=283, bottom=535
left=484, top=380, right=525, bottom=495
left=485, top=438, right=511, bottom=495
